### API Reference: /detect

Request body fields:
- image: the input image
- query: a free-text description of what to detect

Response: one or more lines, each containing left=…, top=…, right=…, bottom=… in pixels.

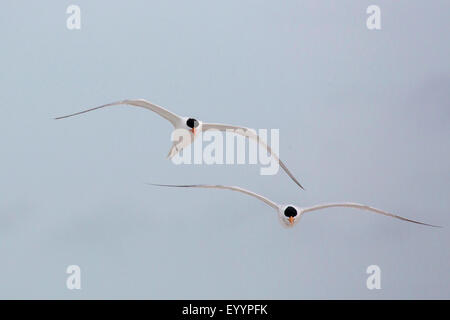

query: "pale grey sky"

left=0, top=1, right=449, bottom=299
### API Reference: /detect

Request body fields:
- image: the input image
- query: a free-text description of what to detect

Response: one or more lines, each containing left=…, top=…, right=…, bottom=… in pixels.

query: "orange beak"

left=288, top=217, right=295, bottom=225
left=191, top=128, right=196, bottom=135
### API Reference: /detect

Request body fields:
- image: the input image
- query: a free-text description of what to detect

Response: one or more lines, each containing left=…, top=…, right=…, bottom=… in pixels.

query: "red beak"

left=289, top=217, right=295, bottom=225
left=191, top=128, right=196, bottom=135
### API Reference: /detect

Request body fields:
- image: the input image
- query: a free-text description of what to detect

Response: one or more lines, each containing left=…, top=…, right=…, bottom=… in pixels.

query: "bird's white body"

left=277, top=205, right=303, bottom=228
left=166, top=117, right=203, bottom=159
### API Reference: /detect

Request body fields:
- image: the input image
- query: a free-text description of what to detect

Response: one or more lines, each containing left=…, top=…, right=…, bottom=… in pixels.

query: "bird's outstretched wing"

left=148, top=183, right=279, bottom=211
left=202, top=123, right=305, bottom=190
left=55, top=99, right=182, bottom=127
left=301, top=202, right=441, bottom=227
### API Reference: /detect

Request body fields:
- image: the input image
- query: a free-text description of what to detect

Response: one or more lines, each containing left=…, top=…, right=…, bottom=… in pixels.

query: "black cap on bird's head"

left=283, top=206, right=298, bottom=225
left=186, top=118, right=199, bottom=134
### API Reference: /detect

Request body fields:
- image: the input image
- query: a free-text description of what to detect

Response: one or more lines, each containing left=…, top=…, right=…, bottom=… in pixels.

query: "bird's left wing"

left=202, top=123, right=305, bottom=190
left=301, top=202, right=441, bottom=227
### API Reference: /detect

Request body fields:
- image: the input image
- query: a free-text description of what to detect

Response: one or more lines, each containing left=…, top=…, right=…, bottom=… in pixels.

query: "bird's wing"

left=148, top=183, right=279, bottom=211
left=55, top=99, right=182, bottom=127
left=301, top=202, right=441, bottom=227
left=202, top=123, right=304, bottom=190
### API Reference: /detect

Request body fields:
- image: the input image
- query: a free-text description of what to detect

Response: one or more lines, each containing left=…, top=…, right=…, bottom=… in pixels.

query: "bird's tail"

left=166, top=142, right=180, bottom=159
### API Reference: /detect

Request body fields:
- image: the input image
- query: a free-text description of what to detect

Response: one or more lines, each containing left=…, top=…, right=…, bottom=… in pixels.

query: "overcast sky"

left=0, top=1, right=449, bottom=299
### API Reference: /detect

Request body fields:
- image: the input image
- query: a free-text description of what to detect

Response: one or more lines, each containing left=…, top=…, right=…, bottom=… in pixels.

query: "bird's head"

left=185, top=118, right=201, bottom=135
left=278, top=205, right=302, bottom=227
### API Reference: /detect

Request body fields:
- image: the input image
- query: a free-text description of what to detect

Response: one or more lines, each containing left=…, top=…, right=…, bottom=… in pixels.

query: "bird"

left=148, top=183, right=441, bottom=228
left=55, top=99, right=305, bottom=189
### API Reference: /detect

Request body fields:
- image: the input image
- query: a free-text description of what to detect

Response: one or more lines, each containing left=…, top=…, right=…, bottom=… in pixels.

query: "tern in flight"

left=55, top=99, right=305, bottom=189
left=148, top=183, right=441, bottom=228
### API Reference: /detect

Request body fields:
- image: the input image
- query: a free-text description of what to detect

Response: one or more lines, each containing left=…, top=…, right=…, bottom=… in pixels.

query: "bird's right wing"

left=55, top=99, right=182, bottom=127
left=202, top=123, right=305, bottom=190
left=148, top=183, right=279, bottom=211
